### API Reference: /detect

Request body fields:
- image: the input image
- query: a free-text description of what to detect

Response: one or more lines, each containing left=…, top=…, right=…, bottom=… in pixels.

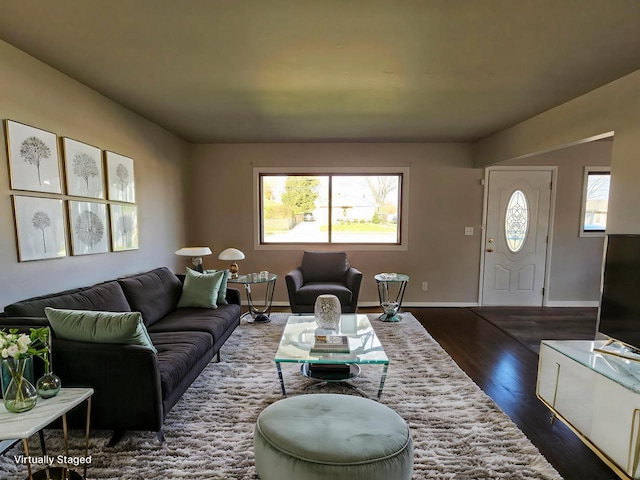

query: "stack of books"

left=310, top=334, right=350, bottom=353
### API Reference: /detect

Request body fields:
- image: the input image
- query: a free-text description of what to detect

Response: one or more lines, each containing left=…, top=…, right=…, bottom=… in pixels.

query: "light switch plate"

left=465, top=227, right=474, bottom=236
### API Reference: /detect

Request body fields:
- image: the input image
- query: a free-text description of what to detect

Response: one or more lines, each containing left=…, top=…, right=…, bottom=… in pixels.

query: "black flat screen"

left=598, top=234, right=640, bottom=349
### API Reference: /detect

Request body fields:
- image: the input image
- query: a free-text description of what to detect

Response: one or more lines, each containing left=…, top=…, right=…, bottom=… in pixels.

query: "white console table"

left=0, top=387, right=93, bottom=479
left=537, top=340, right=640, bottom=480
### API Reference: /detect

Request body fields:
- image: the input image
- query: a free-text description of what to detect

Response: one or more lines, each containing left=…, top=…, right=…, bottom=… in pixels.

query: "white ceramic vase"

left=314, top=294, right=342, bottom=330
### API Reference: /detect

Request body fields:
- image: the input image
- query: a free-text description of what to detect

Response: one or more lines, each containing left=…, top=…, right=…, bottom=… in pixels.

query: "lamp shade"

left=218, top=248, right=245, bottom=261
left=175, top=247, right=212, bottom=257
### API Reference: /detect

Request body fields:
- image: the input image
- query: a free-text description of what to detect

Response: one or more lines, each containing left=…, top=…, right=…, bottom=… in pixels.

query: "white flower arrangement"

left=0, top=328, right=49, bottom=361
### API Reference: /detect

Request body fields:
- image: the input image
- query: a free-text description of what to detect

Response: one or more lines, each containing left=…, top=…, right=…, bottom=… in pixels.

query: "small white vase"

left=314, top=294, right=342, bottom=330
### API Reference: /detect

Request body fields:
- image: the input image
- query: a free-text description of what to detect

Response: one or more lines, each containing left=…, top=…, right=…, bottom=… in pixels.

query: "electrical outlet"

left=421, top=282, right=428, bottom=291
left=465, top=226, right=474, bottom=236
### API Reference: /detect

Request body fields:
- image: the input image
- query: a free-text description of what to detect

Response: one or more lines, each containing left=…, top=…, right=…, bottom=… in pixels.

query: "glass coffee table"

left=274, top=315, right=390, bottom=400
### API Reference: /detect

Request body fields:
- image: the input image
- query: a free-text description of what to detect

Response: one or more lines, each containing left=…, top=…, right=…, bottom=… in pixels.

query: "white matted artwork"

left=63, top=137, right=105, bottom=199
left=12, top=195, right=67, bottom=261
left=110, top=204, right=138, bottom=251
left=5, top=120, right=61, bottom=194
left=68, top=201, right=109, bottom=255
left=105, top=151, right=135, bottom=203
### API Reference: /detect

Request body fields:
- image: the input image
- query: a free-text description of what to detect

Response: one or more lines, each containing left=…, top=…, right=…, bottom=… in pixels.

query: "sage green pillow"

left=177, top=268, right=225, bottom=309
left=44, top=307, right=156, bottom=352
left=204, top=268, right=230, bottom=305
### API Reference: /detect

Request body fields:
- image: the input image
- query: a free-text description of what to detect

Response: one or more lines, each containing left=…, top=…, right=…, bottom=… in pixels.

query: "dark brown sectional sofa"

left=0, top=267, right=241, bottom=444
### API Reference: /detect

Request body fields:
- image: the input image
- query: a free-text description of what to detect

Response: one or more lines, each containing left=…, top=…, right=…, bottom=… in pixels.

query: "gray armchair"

left=285, top=251, right=362, bottom=314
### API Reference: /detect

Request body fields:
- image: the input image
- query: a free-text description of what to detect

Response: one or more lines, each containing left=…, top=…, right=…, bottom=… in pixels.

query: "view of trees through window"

left=583, top=170, right=610, bottom=232
left=260, top=174, right=401, bottom=244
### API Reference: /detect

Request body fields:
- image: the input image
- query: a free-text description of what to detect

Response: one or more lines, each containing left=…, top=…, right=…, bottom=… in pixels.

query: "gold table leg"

left=22, top=438, right=32, bottom=480
left=84, top=397, right=92, bottom=479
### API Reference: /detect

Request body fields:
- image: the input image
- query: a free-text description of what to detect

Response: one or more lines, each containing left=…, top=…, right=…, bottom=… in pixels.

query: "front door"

left=482, top=168, right=553, bottom=306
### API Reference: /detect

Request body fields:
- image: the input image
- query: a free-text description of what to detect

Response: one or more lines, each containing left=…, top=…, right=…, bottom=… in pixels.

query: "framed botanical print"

left=110, top=204, right=138, bottom=251
left=12, top=195, right=67, bottom=261
left=68, top=201, right=109, bottom=255
left=106, top=151, right=135, bottom=203
left=5, top=120, right=62, bottom=194
left=62, top=137, right=105, bottom=199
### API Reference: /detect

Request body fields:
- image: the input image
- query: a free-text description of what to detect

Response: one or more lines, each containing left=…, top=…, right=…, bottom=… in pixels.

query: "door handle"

left=486, top=248, right=494, bottom=253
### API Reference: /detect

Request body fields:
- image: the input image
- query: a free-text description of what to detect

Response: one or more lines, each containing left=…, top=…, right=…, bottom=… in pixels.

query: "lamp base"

left=229, top=262, right=239, bottom=278
left=192, top=257, right=204, bottom=273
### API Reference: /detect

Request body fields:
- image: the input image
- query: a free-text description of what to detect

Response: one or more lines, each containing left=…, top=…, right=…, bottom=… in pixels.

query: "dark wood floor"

left=408, top=307, right=618, bottom=480
left=470, top=306, right=599, bottom=353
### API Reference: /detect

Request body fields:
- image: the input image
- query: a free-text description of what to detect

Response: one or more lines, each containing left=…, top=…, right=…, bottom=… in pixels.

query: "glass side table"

left=375, top=273, right=409, bottom=322
left=228, top=272, right=277, bottom=323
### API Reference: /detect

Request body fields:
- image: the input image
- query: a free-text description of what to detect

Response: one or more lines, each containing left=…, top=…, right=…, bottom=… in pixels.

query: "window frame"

left=579, top=166, right=611, bottom=238
left=253, top=167, right=409, bottom=251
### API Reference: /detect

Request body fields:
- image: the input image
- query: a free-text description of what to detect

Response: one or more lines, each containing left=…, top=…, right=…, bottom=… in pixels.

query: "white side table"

left=0, top=387, right=93, bottom=480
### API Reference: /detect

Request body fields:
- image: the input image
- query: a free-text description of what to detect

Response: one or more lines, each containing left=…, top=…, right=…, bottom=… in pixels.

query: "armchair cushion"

left=301, top=251, right=350, bottom=283
left=296, top=283, right=353, bottom=306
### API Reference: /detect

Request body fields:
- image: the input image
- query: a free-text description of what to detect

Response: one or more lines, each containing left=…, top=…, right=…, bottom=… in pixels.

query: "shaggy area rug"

left=0, top=313, right=563, bottom=480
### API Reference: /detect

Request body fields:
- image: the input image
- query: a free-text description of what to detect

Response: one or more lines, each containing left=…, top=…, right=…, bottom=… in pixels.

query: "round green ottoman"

left=254, top=394, right=413, bottom=480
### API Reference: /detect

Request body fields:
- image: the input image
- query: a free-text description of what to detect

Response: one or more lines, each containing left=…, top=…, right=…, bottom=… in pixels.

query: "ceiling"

left=1, top=0, right=639, bottom=144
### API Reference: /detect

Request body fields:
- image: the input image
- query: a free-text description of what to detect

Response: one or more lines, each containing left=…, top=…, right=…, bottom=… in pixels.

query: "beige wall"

left=475, top=70, right=640, bottom=234
left=498, top=140, right=613, bottom=304
left=1, top=39, right=633, bottom=309
left=189, top=140, right=611, bottom=306
left=187, top=143, right=485, bottom=306
left=0, top=40, right=189, bottom=308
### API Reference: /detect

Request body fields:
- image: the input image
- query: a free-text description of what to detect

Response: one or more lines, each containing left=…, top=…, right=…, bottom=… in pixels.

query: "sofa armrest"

left=0, top=316, right=51, bottom=330
left=225, top=287, right=241, bottom=306
left=52, top=338, right=163, bottom=432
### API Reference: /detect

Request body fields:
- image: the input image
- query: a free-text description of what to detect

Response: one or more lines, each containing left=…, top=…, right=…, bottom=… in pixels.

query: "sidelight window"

left=580, top=167, right=610, bottom=237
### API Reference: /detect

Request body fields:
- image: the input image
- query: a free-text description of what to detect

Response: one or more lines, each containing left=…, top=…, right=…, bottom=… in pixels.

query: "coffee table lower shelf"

left=300, top=363, right=361, bottom=381
left=276, top=361, right=388, bottom=400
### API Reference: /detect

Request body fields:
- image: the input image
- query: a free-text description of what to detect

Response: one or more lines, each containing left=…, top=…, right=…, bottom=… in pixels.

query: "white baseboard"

left=265, top=301, right=479, bottom=308
left=544, top=301, right=599, bottom=307
left=262, top=300, right=596, bottom=308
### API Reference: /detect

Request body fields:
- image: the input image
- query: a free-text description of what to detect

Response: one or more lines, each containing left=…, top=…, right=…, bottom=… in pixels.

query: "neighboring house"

left=315, top=192, right=378, bottom=223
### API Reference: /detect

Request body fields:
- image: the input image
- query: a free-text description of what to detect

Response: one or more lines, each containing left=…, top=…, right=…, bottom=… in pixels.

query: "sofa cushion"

left=204, top=269, right=230, bottom=305
left=150, top=331, right=214, bottom=399
left=118, top=267, right=182, bottom=327
left=177, top=269, right=225, bottom=309
left=301, top=251, right=349, bottom=283
left=146, top=304, right=241, bottom=344
left=296, top=282, right=353, bottom=306
left=45, top=307, right=156, bottom=352
left=4, top=281, right=131, bottom=317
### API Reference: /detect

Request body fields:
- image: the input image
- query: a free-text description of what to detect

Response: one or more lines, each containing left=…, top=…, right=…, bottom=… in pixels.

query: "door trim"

left=478, top=166, right=558, bottom=306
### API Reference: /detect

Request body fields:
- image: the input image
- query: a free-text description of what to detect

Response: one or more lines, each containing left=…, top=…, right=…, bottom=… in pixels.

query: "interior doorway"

left=481, top=167, right=555, bottom=306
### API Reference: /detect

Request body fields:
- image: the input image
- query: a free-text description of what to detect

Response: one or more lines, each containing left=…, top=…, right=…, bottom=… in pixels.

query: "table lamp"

left=218, top=248, right=245, bottom=278
left=175, top=247, right=212, bottom=273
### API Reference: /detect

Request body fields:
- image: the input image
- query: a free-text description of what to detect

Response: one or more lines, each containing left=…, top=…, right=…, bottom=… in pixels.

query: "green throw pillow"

left=204, top=268, right=230, bottom=305
left=178, top=268, right=225, bottom=309
left=44, top=307, right=157, bottom=353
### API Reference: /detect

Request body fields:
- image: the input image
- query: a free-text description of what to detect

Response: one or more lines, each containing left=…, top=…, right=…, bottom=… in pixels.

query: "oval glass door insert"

left=505, top=190, right=529, bottom=253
